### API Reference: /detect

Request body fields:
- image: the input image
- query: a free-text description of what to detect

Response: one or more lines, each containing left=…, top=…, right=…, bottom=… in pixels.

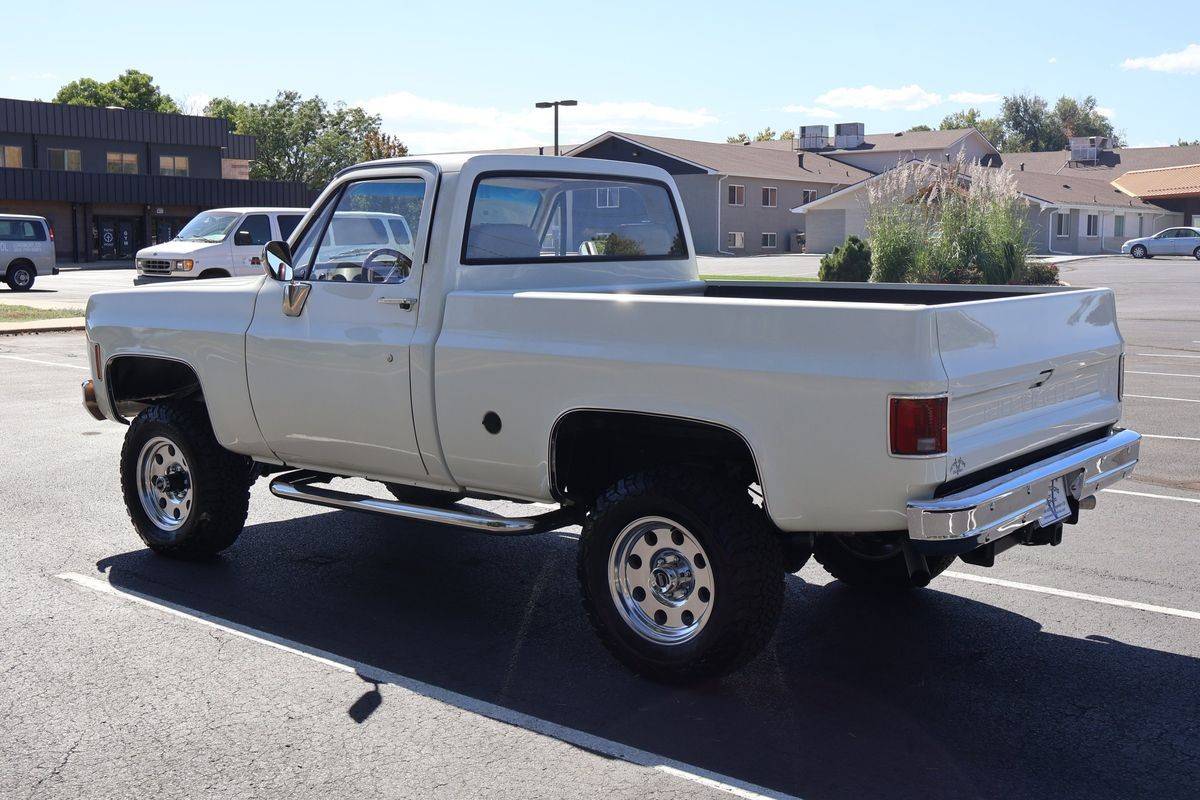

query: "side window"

left=298, top=178, right=425, bottom=283
left=0, top=220, right=42, bottom=241
left=234, top=214, right=273, bottom=246
left=276, top=214, right=304, bottom=241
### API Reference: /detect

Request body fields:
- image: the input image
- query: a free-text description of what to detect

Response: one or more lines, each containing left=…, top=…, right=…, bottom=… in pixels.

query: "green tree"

left=726, top=132, right=750, bottom=144
left=754, top=127, right=777, bottom=141
left=779, top=129, right=795, bottom=140
left=361, top=130, right=409, bottom=161
left=1051, top=95, right=1114, bottom=141
left=939, top=107, right=1006, bottom=150
left=999, top=93, right=1062, bottom=152
left=205, top=91, right=397, bottom=188
left=1176, top=139, right=1200, bottom=147
left=53, top=69, right=179, bottom=113
left=908, top=124, right=933, bottom=132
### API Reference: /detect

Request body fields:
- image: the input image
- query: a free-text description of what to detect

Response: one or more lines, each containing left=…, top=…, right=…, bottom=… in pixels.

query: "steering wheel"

left=363, top=247, right=412, bottom=283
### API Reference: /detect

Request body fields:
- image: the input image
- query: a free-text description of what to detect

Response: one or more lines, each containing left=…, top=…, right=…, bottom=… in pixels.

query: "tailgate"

left=935, top=288, right=1123, bottom=479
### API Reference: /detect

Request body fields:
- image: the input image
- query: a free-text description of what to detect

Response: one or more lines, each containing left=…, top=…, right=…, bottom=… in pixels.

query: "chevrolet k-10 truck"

left=82, top=154, right=1141, bottom=682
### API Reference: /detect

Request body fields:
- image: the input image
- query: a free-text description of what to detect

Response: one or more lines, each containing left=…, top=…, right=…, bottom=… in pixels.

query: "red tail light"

left=889, top=396, right=948, bottom=456
left=48, top=225, right=55, bottom=241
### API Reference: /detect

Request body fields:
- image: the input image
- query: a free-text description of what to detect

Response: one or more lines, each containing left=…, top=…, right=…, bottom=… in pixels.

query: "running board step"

left=269, top=470, right=578, bottom=535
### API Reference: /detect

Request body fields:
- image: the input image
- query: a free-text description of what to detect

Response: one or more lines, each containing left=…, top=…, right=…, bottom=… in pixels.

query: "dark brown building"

left=0, top=97, right=315, bottom=261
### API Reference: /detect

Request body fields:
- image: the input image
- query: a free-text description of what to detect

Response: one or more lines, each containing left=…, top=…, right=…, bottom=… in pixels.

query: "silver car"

left=1121, top=226, right=1200, bottom=259
left=0, top=214, right=58, bottom=291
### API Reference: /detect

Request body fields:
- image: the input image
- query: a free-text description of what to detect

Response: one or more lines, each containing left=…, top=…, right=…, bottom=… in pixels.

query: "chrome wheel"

left=136, top=435, right=193, bottom=532
left=609, top=516, right=715, bottom=645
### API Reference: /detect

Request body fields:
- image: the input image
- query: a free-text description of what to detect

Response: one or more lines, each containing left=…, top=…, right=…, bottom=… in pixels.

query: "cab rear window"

left=330, top=217, right=388, bottom=245
left=0, top=219, right=46, bottom=241
left=463, top=173, right=687, bottom=264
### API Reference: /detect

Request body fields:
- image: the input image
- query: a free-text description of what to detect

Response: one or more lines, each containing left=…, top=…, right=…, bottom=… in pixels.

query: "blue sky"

left=2, top=0, right=1194, bottom=152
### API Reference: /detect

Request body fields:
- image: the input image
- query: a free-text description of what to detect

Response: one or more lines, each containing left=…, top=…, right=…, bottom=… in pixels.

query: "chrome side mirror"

left=262, top=240, right=294, bottom=281
left=263, top=240, right=310, bottom=317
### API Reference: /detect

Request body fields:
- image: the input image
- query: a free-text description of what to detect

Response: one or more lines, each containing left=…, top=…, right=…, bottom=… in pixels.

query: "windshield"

left=177, top=212, right=241, bottom=243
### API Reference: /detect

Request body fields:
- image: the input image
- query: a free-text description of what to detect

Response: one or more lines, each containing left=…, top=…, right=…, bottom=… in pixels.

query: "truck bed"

left=700, top=280, right=1069, bottom=306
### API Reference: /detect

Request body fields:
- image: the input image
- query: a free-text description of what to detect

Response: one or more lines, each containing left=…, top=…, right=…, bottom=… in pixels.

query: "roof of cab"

left=337, top=153, right=673, bottom=181
left=0, top=212, right=49, bottom=221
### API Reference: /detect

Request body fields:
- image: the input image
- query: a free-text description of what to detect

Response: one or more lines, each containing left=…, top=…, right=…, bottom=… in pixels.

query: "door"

left=1174, top=228, right=1199, bottom=256
left=1150, top=229, right=1179, bottom=255
left=97, top=219, right=117, bottom=258
left=116, top=220, right=136, bottom=258
left=245, top=171, right=434, bottom=481
left=230, top=213, right=273, bottom=275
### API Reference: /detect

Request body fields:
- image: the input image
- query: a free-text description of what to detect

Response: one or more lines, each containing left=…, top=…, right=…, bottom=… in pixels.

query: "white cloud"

left=1121, top=43, right=1200, bottom=74
left=814, top=84, right=943, bottom=111
left=948, top=91, right=1001, bottom=104
left=1048, top=56, right=1058, bottom=64
left=1096, top=106, right=1116, bottom=119
left=781, top=104, right=838, bottom=119
left=358, top=92, right=717, bottom=153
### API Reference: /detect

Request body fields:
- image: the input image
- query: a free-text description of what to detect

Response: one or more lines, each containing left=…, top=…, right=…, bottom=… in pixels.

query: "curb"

left=0, top=317, right=86, bottom=335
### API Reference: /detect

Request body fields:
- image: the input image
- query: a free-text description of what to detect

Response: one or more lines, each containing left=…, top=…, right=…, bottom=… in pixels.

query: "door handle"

left=379, top=297, right=417, bottom=311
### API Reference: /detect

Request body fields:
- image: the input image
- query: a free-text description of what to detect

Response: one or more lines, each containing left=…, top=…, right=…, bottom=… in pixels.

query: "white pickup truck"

left=83, top=154, right=1141, bottom=682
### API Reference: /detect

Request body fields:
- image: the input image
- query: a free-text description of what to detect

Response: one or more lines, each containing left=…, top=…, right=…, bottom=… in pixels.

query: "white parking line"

left=57, top=572, right=796, bottom=800
left=1135, top=353, right=1200, bottom=359
left=944, top=572, right=1200, bottom=621
left=0, top=354, right=87, bottom=370
left=1128, top=371, right=1200, bottom=379
left=1125, top=394, right=1200, bottom=404
left=1141, top=433, right=1200, bottom=442
left=1103, top=488, right=1200, bottom=505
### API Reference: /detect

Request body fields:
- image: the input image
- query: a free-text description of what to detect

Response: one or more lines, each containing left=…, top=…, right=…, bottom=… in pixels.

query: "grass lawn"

left=0, top=304, right=82, bottom=323
left=700, top=274, right=817, bottom=282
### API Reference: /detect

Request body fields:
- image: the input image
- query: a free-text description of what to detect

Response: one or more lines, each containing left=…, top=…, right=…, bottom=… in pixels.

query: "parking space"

left=2, top=254, right=1198, bottom=799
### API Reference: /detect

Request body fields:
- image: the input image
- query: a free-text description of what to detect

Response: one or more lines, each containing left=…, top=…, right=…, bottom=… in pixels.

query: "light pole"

left=535, top=99, right=577, bottom=155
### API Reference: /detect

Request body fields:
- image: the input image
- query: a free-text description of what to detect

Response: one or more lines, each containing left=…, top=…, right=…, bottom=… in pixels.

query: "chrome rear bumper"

left=907, top=429, right=1140, bottom=547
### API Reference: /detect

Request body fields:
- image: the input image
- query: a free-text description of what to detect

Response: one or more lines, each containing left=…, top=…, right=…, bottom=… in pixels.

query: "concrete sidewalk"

left=0, top=317, right=86, bottom=335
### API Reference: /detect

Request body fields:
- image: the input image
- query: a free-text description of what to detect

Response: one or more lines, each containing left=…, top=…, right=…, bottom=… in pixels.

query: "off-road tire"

left=578, top=467, right=784, bottom=683
left=5, top=262, right=35, bottom=291
left=120, top=402, right=252, bottom=559
left=384, top=483, right=466, bottom=507
left=814, top=533, right=955, bottom=590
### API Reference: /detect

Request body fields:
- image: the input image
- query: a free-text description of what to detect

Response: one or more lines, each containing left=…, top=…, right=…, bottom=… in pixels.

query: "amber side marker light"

left=890, top=396, right=948, bottom=456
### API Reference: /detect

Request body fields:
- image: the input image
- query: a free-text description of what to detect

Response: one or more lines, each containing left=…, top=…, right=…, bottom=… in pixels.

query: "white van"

left=134, top=207, right=308, bottom=284
left=0, top=214, right=57, bottom=291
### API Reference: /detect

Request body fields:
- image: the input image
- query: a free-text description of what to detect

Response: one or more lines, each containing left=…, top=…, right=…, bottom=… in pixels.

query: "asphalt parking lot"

left=1, top=255, right=1198, bottom=799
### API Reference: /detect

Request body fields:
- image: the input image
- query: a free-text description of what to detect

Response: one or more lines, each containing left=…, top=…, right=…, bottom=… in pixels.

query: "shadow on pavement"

left=95, top=509, right=1200, bottom=800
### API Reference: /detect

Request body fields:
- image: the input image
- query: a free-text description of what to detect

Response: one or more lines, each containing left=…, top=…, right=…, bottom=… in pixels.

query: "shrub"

left=1017, top=261, right=1060, bottom=285
left=819, top=235, right=872, bottom=282
left=863, top=153, right=1032, bottom=285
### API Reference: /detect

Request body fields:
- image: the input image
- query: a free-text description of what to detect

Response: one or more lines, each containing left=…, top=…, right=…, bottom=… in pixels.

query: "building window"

left=1086, top=214, right=1099, bottom=237
left=159, top=155, right=190, bottom=177
left=47, top=148, right=81, bottom=172
left=726, top=231, right=744, bottom=249
left=1114, top=215, right=1125, bottom=238
left=761, top=187, right=777, bottom=207
left=1054, top=212, right=1069, bottom=238
left=595, top=186, right=620, bottom=208
left=801, top=189, right=818, bottom=205
left=0, top=145, right=22, bottom=168
left=727, top=184, right=745, bottom=206
left=761, top=232, right=777, bottom=248
left=106, top=152, right=138, bottom=174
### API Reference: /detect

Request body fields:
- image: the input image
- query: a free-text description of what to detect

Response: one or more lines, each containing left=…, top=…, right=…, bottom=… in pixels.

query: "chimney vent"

left=797, top=152, right=804, bottom=168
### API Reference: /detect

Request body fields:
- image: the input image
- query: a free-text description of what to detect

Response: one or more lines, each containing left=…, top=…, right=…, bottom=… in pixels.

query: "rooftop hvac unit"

left=834, top=122, right=865, bottom=149
left=1069, top=136, right=1110, bottom=163
left=797, top=125, right=830, bottom=150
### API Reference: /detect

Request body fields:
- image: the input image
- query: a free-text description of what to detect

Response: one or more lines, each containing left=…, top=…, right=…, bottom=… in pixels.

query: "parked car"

left=1121, top=226, right=1200, bottom=259
left=0, top=213, right=57, bottom=291
left=83, top=154, right=1142, bottom=682
left=134, top=207, right=308, bottom=284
